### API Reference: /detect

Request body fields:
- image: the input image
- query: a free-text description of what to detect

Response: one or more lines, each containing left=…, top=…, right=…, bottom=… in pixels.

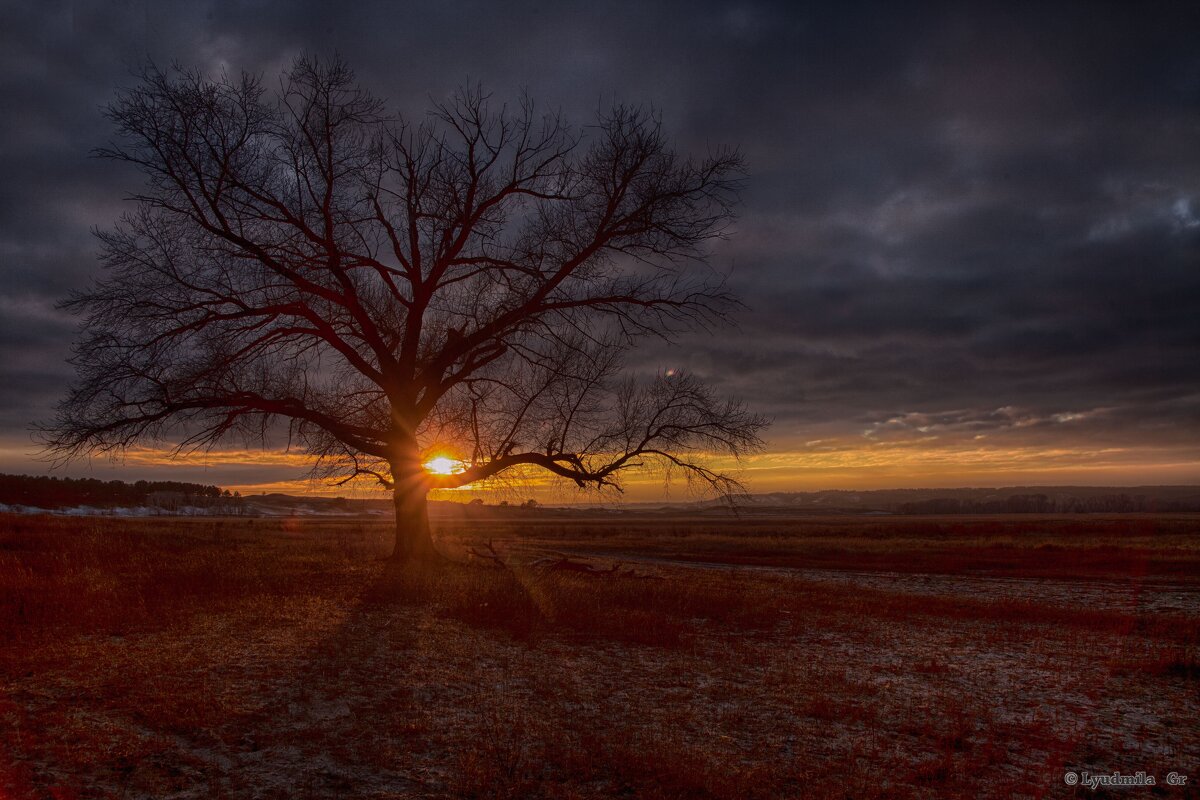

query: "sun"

left=423, top=456, right=463, bottom=475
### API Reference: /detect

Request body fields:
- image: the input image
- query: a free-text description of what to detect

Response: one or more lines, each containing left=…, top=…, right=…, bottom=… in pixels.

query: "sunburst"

left=423, top=456, right=463, bottom=475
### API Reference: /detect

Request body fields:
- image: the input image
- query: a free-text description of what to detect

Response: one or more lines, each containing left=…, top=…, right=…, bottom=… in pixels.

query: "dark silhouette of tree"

left=42, top=57, right=767, bottom=561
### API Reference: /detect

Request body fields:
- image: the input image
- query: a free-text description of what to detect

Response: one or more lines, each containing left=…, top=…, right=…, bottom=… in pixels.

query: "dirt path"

left=559, top=549, right=1200, bottom=615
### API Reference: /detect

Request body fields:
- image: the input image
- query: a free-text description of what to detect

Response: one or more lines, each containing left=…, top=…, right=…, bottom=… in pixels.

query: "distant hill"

left=697, top=486, right=1200, bottom=514
left=239, top=493, right=390, bottom=517
left=238, top=493, right=551, bottom=518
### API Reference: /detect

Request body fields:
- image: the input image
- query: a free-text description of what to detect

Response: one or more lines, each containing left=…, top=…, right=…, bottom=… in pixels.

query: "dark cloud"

left=1, top=0, right=1198, bottom=485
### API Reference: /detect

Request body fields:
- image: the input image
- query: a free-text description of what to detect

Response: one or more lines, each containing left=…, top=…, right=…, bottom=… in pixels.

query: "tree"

left=42, top=57, right=768, bottom=562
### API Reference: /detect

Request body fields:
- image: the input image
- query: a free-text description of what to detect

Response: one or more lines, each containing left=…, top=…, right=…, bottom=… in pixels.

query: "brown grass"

left=1, top=512, right=1198, bottom=798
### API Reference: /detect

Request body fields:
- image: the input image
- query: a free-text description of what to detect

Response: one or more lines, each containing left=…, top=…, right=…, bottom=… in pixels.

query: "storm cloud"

left=2, top=0, right=1198, bottom=489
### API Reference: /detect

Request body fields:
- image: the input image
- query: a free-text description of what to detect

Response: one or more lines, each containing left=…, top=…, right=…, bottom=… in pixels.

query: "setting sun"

left=423, top=456, right=463, bottom=475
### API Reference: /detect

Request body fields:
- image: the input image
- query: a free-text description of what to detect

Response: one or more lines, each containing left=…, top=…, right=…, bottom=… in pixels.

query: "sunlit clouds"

left=5, top=425, right=1195, bottom=502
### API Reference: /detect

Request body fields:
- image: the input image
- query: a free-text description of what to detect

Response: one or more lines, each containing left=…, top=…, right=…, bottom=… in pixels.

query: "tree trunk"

left=390, top=471, right=437, bottom=563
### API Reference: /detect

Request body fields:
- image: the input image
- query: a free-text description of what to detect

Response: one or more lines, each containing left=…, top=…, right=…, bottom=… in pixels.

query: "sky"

left=1, top=0, right=1198, bottom=499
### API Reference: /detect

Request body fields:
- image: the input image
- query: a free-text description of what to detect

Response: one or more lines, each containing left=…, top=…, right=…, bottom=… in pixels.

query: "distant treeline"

left=0, top=473, right=233, bottom=509
left=898, top=493, right=1200, bottom=514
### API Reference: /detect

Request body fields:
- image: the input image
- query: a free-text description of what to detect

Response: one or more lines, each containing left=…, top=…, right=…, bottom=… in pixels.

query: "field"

left=1, top=512, right=1198, bottom=799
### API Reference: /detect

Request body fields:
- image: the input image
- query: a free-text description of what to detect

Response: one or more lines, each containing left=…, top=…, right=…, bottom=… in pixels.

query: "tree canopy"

left=43, top=57, right=767, bottom=559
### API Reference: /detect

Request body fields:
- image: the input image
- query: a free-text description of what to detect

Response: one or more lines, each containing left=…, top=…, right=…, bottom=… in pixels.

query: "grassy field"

left=1, top=512, right=1198, bottom=798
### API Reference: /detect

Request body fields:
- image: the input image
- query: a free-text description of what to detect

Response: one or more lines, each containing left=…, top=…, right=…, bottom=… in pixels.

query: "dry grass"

left=1, top=512, right=1198, bottom=798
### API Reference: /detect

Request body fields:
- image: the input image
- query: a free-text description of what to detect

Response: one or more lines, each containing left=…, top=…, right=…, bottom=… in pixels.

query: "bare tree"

left=42, top=57, right=768, bottom=562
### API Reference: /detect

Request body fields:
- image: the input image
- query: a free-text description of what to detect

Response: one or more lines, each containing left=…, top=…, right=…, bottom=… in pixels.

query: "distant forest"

left=0, top=473, right=231, bottom=509
left=704, top=485, right=1200, bottom=514
left=896, top=493, right=1200, bottom=514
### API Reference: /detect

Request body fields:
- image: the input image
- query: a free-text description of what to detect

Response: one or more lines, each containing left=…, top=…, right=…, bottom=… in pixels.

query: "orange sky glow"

left=9, top=436, right=1194, bottom=503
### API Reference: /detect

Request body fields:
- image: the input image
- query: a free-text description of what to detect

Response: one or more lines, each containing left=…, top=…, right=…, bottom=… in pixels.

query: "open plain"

left=2, top=511, right=1198, bottom=798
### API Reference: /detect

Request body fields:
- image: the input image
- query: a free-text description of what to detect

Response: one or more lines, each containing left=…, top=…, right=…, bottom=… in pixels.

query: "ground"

left=1, top=512, right=1198, bottom=798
